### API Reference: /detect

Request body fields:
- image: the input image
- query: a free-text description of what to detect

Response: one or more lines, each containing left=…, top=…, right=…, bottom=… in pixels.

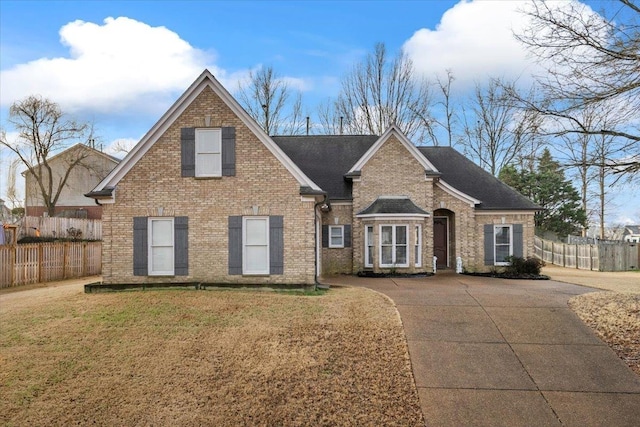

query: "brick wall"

left=102, top=87, right=316, bottom=285
left=320, top=203, right=353, bottom=274
left=351, top=135, right=432, bottom=274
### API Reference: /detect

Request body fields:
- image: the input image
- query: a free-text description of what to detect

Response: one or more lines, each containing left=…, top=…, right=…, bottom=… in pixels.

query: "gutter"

left=313, top=194, right=330, bottom=290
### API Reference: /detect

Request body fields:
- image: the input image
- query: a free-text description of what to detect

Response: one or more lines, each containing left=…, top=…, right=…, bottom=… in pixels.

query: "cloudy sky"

left=0, top=0, right=636, bottom=224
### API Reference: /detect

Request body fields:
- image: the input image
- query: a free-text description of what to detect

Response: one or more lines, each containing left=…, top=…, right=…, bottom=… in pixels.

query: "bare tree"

left=459, top=78, right=539, bottom=176
left=0, top=96, right=91, bottom=217
left=554, top=104, right=627, bottom=237
left=332, top=43, right=434, bottom=141
left=515, top=0, right=640, bottom=174
left=425, top=69, right=457, bottom=147
left=237, top=66, right=305, bottom=136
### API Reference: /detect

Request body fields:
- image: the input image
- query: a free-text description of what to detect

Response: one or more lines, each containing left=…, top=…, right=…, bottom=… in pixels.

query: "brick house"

left=87, top=70, right=539, bottom=286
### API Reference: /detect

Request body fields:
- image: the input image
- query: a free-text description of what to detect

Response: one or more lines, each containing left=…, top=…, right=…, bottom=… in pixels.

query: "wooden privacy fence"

left=0, top=242, right=101, bottom=288
left=534, top=236, right=639, bottom=271
left=19, top=217, right=102, bottom=240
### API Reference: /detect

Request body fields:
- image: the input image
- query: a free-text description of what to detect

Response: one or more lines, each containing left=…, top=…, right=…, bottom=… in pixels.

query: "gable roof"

left=347, top=125, right=438, bottom=174
left=88, top=70, right=321, bottom=200
left=624, top=225, right=640, bottom=235
left=21, top=143, right=120, bottom=176
left=272, top=135, right=378, bottom=200
left=419, top=147, right=540, bottom=210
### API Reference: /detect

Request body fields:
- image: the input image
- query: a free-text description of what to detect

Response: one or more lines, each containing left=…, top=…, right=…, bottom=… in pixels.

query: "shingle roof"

left=272, top=135, right=379, bottom=200
left=418, top=147, right=540, bottom=210
left=624, top=225, right=640, bottom=235
left=357, top=196, right=430, bottom=216
left=273, top=135, right=539, bottom=211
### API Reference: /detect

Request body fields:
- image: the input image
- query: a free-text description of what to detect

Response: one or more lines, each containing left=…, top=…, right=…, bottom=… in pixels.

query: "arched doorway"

left=433, top=209, right=455, bottom=269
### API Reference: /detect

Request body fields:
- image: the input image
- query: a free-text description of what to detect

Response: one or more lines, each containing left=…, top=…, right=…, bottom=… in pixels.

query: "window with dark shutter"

left=181, top=128, right=195, bottom=177
left=174, top=216, right=189, bottom=276
left=228, top=216, right=243, bottom=275
left=221, top=127, right=236, bottom=176
left=133, top=217, right=148, bottom=276
left=513, top=224, right=523, bottom=258
left=484, top=224, right=494, bottom=266
left=322, top=225, right=329, bottom=248
left=344, top=224, right=352, bottom=248
left=270, top=216, right=284, bottom=275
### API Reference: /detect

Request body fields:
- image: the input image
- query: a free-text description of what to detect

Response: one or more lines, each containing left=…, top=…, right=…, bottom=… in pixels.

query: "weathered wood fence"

left=0, top=242, right=101, bottom=288
left=534, top=236, right=639, bottom=271
left=19, top=217, right=102, bottom=240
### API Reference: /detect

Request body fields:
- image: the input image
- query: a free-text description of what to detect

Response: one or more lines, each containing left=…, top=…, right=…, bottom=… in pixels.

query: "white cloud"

left=0, top=17, right=222, bottom=114
left=403, top=0, right=556, bottom=89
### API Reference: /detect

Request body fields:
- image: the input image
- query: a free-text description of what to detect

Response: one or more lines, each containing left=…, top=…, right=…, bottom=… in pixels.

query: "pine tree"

left=499, top=149, right=587, bottom=237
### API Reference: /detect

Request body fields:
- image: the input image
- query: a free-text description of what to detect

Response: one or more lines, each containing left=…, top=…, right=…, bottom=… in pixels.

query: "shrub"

left=505, top=256, right=545, bottom=276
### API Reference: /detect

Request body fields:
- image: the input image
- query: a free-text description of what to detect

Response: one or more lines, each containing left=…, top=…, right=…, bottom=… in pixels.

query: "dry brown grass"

left=0, top=286, right=424, bottom=426
left=569, top=292, right=640, bottom=376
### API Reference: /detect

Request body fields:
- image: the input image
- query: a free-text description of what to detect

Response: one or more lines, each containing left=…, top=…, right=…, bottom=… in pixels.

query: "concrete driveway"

left=323, top=272, right=640, bottom=427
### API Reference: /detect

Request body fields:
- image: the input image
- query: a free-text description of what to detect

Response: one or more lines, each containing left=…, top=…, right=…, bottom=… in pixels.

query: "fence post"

left=10, top=245, right=16, bottom=287
left=38, top=244, right=44, bottom=283
left=82, top=241, right=88, bottom=276
left=63, top=242, right=69, bottom=279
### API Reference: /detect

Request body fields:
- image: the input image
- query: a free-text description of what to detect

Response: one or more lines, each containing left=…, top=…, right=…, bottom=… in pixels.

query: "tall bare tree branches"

left=237, top=66, right=305, bottom=136
left=459, top=78, right=542, bottom=176
left=332, top=43, right=434, bottom=141
left=515, top=0, right=640, bottom=174
left=0, top=95, right=91, bottom=216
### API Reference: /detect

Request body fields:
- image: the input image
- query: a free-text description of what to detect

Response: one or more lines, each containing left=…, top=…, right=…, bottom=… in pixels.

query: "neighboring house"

left=23, top=144, right=120, bottom=219
left=0, top=198, right=11, bottom=222
left=623, top=226, right=640, bottom=243
left=87, top=70, right=539, bottom=286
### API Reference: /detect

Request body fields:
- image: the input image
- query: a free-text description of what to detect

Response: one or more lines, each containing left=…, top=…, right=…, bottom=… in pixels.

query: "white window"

left=195, top=128, right=222, bottom=177
left=379, top=225, right=408, bottom=267
left=494, top=225, right=512, bottom=265
left=329, top=225, right=344, bottom=248
left=365, top=225, right=374, bottom=268
left=149, top=217, right=174, bottom=275
left=414, top=224, right=422, bottom=267
left=243, top=217, right=269, bottom=275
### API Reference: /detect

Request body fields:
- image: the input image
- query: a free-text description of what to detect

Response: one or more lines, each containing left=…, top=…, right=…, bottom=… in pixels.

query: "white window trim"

left=328, top=225, right=345, bottom=248
left=415, top=224, right=422, bottom=268
left=148, top=217, right=174, bottom=276
left=243, top=216, right=270, bottom=275
left=195, top=128, right=222, bottom=177
left=379, top=224, right=409, bottom=268
left=494, top=224, right=513, bottom=266
left=364, top=225, right=374, bottom=268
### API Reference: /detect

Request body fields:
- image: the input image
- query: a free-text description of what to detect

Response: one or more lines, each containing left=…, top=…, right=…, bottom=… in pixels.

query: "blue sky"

left=0, top=0, right=637, bottom=225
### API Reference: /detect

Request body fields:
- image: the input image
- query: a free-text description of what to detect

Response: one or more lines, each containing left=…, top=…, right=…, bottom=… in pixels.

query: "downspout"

left=314, top=195, right=329, bottom=290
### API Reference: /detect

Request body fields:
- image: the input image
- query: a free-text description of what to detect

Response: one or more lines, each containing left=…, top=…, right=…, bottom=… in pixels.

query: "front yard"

left=0, top=286, right=424, bottom=426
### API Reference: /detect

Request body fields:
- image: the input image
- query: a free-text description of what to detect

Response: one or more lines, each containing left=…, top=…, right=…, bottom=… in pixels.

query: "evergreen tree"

left=499, top=149, right=587, bottom=236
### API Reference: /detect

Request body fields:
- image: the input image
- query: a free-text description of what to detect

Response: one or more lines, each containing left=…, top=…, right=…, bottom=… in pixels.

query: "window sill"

left=194, top=176, right=222, bottom=180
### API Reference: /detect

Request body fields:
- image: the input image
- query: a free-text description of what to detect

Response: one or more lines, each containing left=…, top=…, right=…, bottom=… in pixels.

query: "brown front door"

left=434, top=217, right=448, bottom=268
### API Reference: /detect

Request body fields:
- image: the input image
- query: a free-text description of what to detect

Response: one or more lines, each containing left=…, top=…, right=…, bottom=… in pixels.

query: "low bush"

left=505, top=256, right=545, bottom=276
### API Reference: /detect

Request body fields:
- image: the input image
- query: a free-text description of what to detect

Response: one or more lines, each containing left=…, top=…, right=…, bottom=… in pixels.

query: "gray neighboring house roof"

left=624, top=225, right=640, bottom=235
left=272, top=135, right=379, bottom=200
left=275, top=135, right=539, bottom=211
left=418, top=147, right=540, bottom=211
